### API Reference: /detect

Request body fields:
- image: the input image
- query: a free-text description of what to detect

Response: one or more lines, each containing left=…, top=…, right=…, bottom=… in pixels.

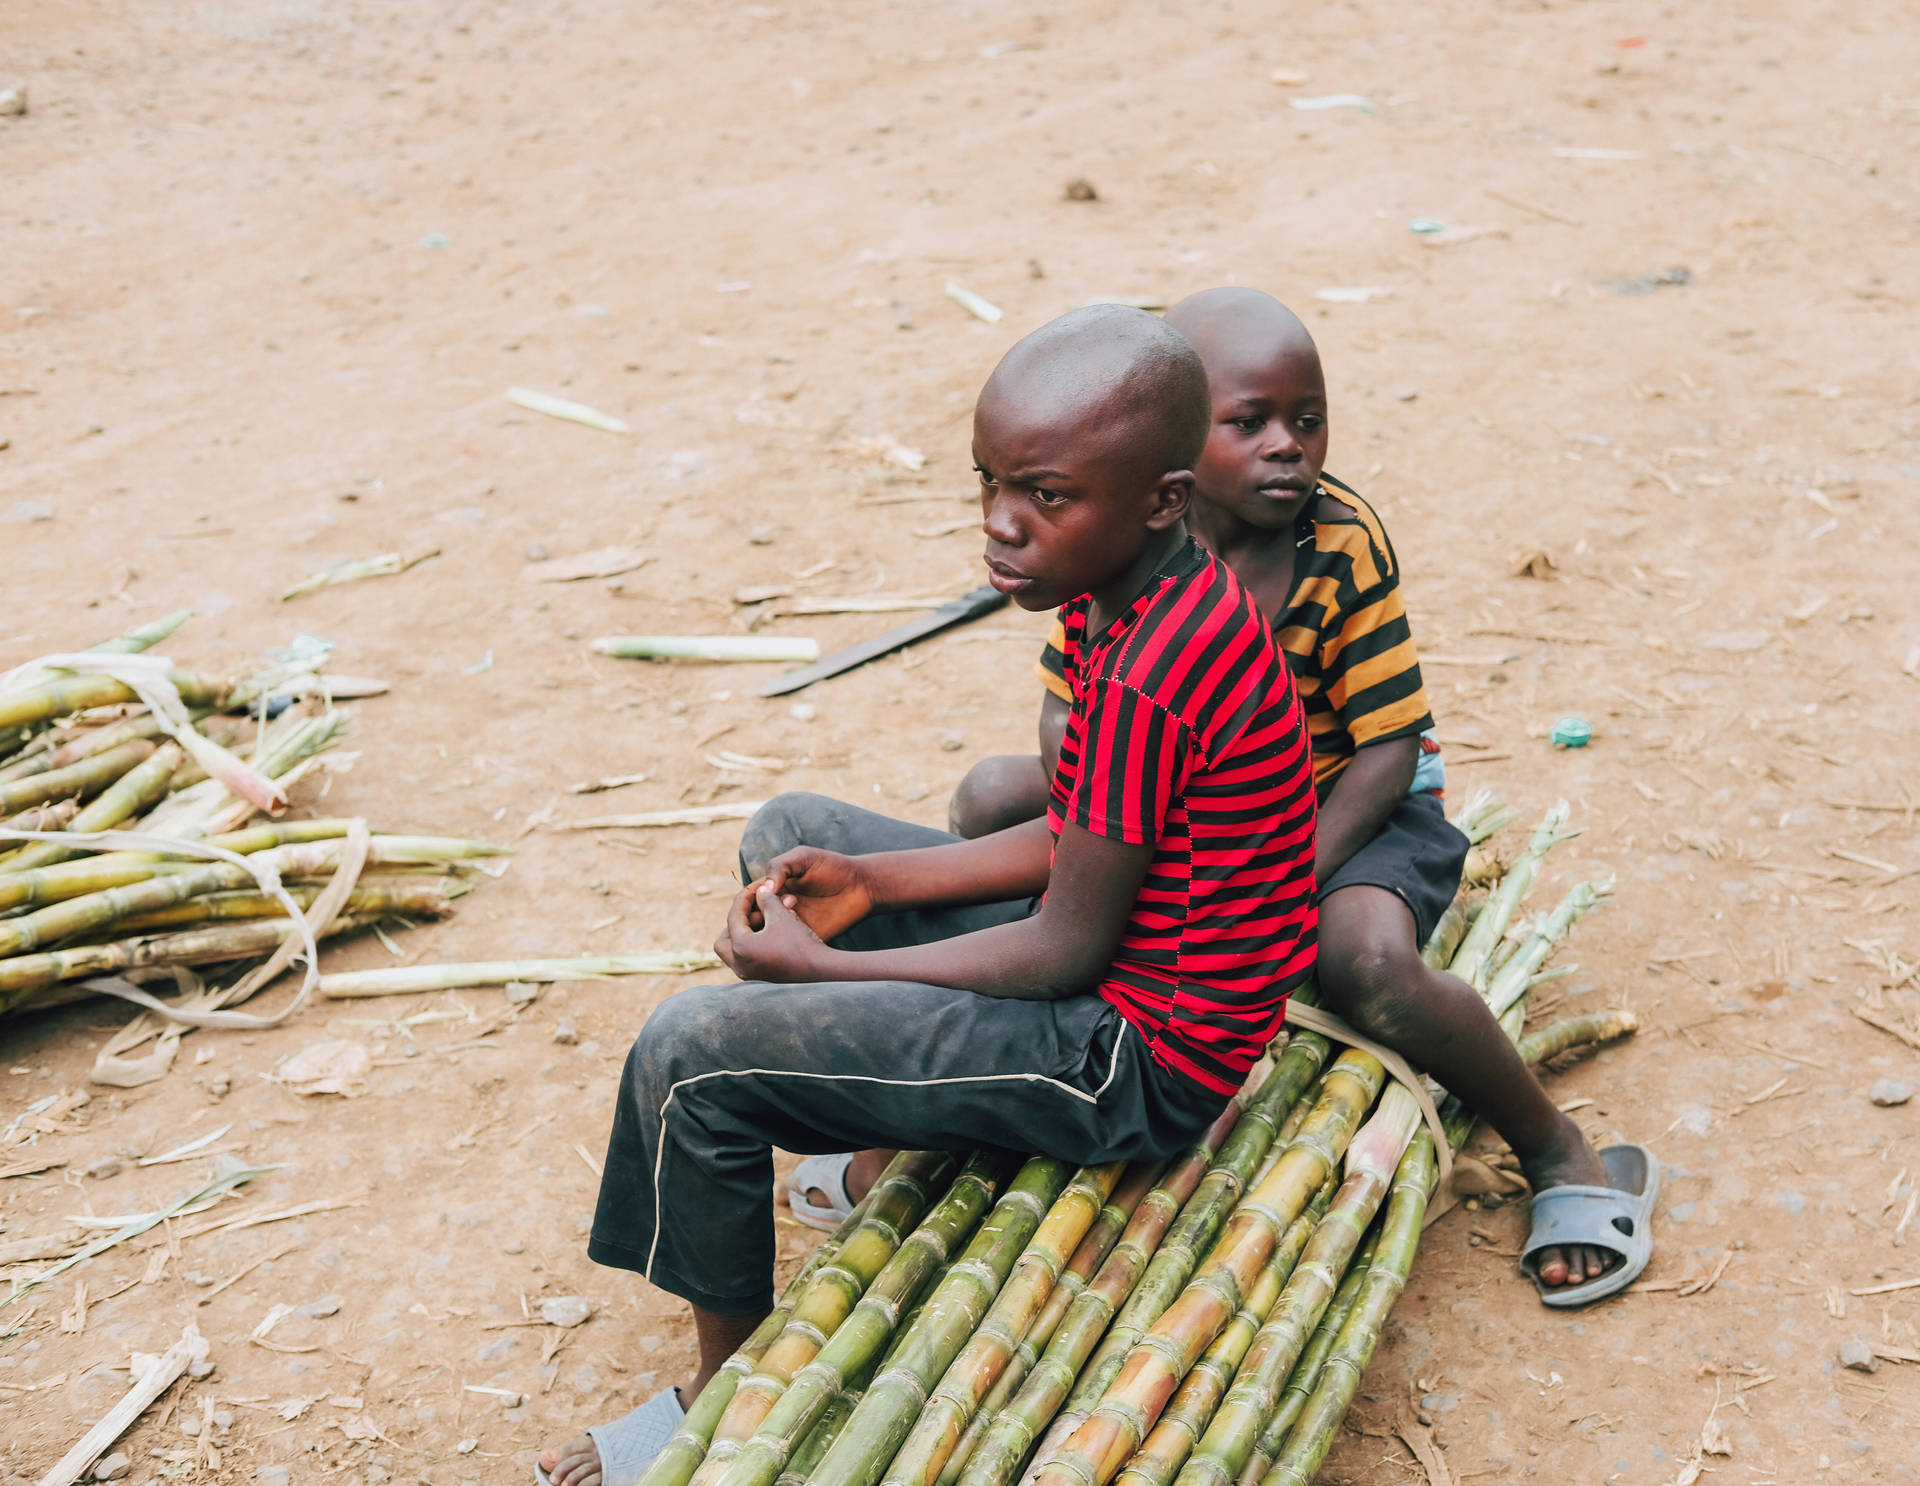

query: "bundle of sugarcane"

left=641, top=793, right=1635, bottom=1486
left=0, top=615, right=510, bottom=1023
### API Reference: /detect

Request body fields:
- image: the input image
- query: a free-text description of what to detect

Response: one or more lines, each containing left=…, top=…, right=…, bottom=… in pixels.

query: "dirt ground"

left=4, top=0, right=1920, bottom=1480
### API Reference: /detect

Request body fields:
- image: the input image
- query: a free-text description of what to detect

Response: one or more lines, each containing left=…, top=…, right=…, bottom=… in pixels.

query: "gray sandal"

left=1519, top=1143, right=1660, bottom=1308
left=534, top=1386, right=684, bottom=1486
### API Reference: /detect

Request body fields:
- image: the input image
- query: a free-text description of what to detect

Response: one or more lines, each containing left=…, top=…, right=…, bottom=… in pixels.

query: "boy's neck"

left=1186, top=498, right=1301, bottom=559
left=1088, top=523, right=1188, bottom=634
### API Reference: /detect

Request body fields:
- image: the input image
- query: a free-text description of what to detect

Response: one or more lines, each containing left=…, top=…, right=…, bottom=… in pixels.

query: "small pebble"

left=84, top=1157, right=125, bottom=1181
left=1063, top=177, right=1099, bottom=202
left=1395, top=386, right=1419, bottom=401
left=504, top=981, right=541, bottom=1006
left=92, top=1453, right=131, bottom=1481
left=212, top=1409, right=233, bottom=1430
left=524, top=542, right=550, bottom=561
left=503, top=1238, right=526, bottom=1254
left=306, top=1296, right=341, bottom=1319
left=1839, top=1338, right=1879, bottom=1373
left=0, top=83, right=27, bottom=117
left=540, top=1295, right=593, bottom=1328
left=457, top=1438, right=479, bottom=1455
left=1870, top=1080, right=1914, bottom=1107
left=552, top=1020, right=579, bottom=1046
left=5, top=499, right=53, bottom=523
left=256, top=1468, right=292, bottom=1486
left=789, top=702, right=816, bottom=722
left=209, top=1075, right=231, bottom=1097
left=181, top=1416, right=203, bottom=1438
left=938, top=731, right=965, bottom=752
left=749, top=525, right=776, bottom=545
left=187, top=1358, right=215, bottom=1379
left=578, top=1040, right=602, bottom=1058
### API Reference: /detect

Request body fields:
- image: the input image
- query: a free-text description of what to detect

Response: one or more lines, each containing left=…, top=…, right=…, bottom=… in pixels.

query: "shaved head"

left=1165, top=287, right=1319, bottom=376
left=980, top=304, right=1211, bottom=479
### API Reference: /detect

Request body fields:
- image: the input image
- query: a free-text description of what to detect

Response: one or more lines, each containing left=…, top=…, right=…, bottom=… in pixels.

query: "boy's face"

left=1191, top=340, right=1329, bottom=530
left=970, top=389, right=1187, bottom=612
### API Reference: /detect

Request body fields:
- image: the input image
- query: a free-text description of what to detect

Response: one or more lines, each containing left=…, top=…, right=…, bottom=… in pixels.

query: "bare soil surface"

left=4, top=1, right=1920, bottom=1482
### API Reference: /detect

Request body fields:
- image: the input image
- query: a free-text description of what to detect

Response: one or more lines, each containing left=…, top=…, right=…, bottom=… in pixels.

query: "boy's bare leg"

left=541, top=1304, right=767, bottom=1486
left=1316, top=885, right=1614, bottom=1290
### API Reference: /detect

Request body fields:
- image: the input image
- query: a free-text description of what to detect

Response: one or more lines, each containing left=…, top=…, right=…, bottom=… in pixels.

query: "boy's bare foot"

left=1518, top=1111, right=1619, bottom=1287
left=539, top=1385, right=686, bottom=1486
left=539, top=1433, right=606, bottom=1486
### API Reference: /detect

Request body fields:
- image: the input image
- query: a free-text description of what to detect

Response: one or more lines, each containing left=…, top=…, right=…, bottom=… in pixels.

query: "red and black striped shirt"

left=1047, top=537, right=1318, bottom=1095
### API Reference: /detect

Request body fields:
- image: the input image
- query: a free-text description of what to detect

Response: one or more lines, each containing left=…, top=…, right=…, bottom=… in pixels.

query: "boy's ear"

left=1145, top=470, right=1193, bottom=530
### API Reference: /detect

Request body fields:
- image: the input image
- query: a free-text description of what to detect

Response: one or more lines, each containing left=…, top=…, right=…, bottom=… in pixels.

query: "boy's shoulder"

left=1108, top=542, right=1288, bottom=730
left=1304, top=474, right=1400, bottom=588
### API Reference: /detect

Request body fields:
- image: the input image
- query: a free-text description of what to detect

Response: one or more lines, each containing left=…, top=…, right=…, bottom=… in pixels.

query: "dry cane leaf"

left=272, top=1040, right=371, bottom=1097
left=520, top=546, right=651, bottom=584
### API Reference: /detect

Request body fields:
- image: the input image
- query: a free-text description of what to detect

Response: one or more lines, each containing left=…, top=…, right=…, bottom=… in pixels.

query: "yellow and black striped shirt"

left=1040, top=475, right=1437, bottom=790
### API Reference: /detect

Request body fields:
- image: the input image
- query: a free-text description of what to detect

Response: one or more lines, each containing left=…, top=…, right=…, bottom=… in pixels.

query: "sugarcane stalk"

left=1235, top=1231, right=1379, bottom=1486
left=1483, top=881, right=1610, bottom=1020
left=0, top=916, right=383, bottom=1015
left=0, top=672, right=227, bottom=734
left=1417, top=902, right=1469, bottom=969
left=1032, top=1052, right=1388, bottom=1486
left=0, top=829, right=497, bottom=914
left=0, top=728, right=67, bottom=782
left=645, top=1170, right=906, bottom=1486
left=0, top=739, right=155, bottom=817
left=702, top=1155, right=1009, bottom=1486
left=113, top=878, right=461, bottom=931
left=1516, top=1009, right=1638, bottom=1063
left=1, top=800, right=79, bottom=832
left=812, top=1158, right=1076, bottom=1486
left=1050, top=1031, right=1332, bottom=1462
left=1261, top=1135, right=1436, bottom=1486
left=92, top=610, right=195, bottom=655
left=879, top=1163, right=1125, bottom=1486
left=0, top=744, right=185, bottom=875
left=320, top=953, right=720, bottom=997
left=140, top=711, right=346, bottom=838
left=938, top=1163, right=1163, bottom=1486
left=1116, top=1179, right=1335, bottom=1486
left=686, top=1153, right=964, bottom=1486
left=1446, top=801, right=1570, bottom=988
left=958, top=1104, right=1243, bottom=1486
left=0, top=613, right=194, bottom=762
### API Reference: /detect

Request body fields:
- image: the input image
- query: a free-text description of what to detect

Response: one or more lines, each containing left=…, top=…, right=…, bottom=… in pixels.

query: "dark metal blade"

left=750, top=586, right=1012, bottom=698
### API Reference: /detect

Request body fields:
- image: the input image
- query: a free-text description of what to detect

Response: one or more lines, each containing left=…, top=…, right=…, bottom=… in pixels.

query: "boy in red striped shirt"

left=542, top=306, right=1316, bottom=1486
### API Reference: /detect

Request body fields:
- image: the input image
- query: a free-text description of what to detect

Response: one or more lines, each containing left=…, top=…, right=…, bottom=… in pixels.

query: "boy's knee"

left=739, top=792, right=842, bottom=881
left=1318, top=938, right=1426, bottom=1047
left=948, top=755, right=1046, bottom=838
left=631, top=984, right=735, bottom=1098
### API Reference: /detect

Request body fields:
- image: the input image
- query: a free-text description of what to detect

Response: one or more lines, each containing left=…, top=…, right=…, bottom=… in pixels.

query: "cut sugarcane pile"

left=645, top=795, right=1635, bottom=1486
left=0, top=613, right=508, bottom=1024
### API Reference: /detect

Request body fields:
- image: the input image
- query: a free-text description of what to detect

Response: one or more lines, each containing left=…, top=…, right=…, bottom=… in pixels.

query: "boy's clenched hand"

left=716, top=883, right=833, bottom=982
left=759, top=846, right=876, bottom=941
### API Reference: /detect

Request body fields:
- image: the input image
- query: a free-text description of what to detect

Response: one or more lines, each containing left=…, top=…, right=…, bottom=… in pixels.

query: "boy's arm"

left=720, top=819, right=1150, bottom=1001
left=1040, top=690, right=1070, bottom=777
left=1313, top=735, right=1418, bottom=880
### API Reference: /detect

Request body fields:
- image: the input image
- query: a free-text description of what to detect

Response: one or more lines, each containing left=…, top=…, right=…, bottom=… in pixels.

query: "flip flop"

left=785, top=1152, right=857, bottom=1232
left=534, top=1386, right=684, bottom=1486
left=1520, top=1143, right=1660, bottom=1309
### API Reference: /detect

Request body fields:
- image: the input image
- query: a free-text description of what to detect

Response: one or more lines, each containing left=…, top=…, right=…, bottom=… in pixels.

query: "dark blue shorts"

left=1317, top=790, right=1468, bottom=946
